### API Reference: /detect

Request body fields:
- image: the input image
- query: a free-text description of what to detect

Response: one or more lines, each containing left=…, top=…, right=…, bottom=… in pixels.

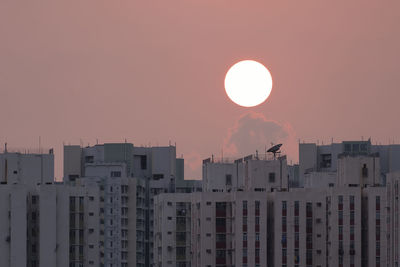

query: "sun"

left=224, top=60, right=273, bottom=107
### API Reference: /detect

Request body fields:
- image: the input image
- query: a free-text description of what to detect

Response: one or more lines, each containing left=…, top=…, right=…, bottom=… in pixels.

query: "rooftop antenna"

left=39, top=136, right=41, bottom=154
left=96, top=139, right=98, bottom=145
left=4, top=143, right=7, bottom=153
left=267, top=144, right=283, bottom=160
left=265, top=145, right=267, bottom=159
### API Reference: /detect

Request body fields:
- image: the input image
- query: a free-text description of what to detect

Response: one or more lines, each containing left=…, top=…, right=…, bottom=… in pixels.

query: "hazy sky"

left=1, top=1, right=399, bottom=179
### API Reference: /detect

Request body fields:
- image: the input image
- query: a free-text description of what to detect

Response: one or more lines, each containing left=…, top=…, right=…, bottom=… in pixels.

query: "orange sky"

left=1, top=1, right=399, bottom=179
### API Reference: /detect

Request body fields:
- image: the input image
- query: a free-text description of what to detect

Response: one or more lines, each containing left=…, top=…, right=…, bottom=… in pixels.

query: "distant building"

left=0, top=149, right=99, bottom=267
left=64, top=143, right=200, bottom=267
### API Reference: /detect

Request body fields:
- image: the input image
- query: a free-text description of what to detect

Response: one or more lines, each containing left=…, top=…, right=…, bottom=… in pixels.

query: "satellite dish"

left=267, top=144, right=282, bottom=159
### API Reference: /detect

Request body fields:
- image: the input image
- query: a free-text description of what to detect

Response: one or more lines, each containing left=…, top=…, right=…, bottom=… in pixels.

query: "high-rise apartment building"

left=64, top=143, right=200, bottom=267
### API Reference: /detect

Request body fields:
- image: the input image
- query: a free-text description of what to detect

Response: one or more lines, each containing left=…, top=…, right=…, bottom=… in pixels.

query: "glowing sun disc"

left=224, top=60, right=273, bottom=107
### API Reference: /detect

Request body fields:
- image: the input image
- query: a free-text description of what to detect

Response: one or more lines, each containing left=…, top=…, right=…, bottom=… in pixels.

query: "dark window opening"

left=140, top=156, right=147, bottom=170
left=85, top=156, right=94, bottom=163
left=111, top=171, right=121, bottom=178
left=362, top=164, right=368, bottom=178
left=153, top=174, right=164, bottom=180
left=225, top=174, right=232, bottom=186
left=269, top=172, right=276, bottom=183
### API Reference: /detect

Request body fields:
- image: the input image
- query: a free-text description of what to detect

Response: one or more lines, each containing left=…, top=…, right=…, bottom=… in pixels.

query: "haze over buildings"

left=1, top=1, right=400, bottom=180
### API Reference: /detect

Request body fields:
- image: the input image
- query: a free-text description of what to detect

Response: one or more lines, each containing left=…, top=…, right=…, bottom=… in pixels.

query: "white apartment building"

left=273, top=188, right=328, bottom=267
left=64, top=142, right=200, bottom=267
left=153, top=140, right=400, bottom=267
left=386, top=171, right=400, bottom=267
left=0, top=150, right=54, bottom=186
left=154, top=191, right=270, bottom=267
left=0, top=150, right=101, bottom=267
left=202, top=155, right=289, bottom=192
left=299, top=140, right=400, bottom=186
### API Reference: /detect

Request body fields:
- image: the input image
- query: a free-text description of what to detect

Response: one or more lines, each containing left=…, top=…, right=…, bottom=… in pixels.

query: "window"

left=111, top=171, right=121, bottom=178
left=226, top=174, right=232, bottom=186
left=376, top=196, right=380, bottom=210
left=344, top=143, right=351, bottom=152
left=269, top=172, right=276, bottom=183
left=153, top=174, right=164, bottom=180
left=243, top=233, right=247, bottom=241
left=140, top=156, right=147, bottom=170
left=352, top=143, right=360, bottom=152
left=85, top=156, right=94, bottom=163
left=243, top=201, right=248, bottom=210
left=362, top=164, right=368, bottom=178
left=255, top=233, right=260, bottom=241
left=360, top=143, right=368, bottom=152
left=321, top=154, right=332, bottom=168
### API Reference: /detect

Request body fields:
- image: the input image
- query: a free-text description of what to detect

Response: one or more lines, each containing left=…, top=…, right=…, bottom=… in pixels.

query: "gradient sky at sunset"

left=1, top=1, right=399, bottom=179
